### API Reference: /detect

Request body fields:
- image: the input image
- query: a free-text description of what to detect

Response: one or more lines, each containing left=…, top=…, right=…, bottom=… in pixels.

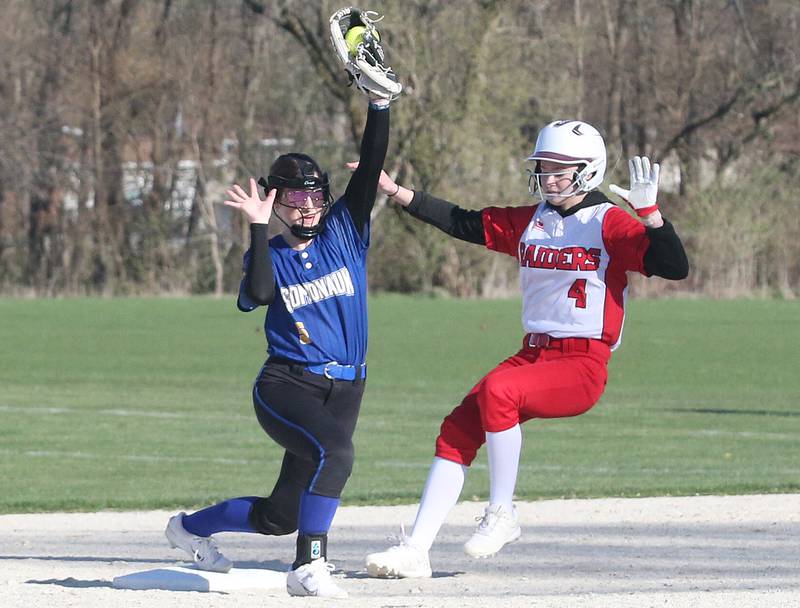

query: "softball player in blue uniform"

left=164, top=92, right=390, bottom=598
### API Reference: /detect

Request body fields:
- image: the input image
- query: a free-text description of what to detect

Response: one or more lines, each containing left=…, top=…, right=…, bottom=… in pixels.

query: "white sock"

left=409, top=457, right=467, bottom=551
left=486, top=425, right=522, bottom=513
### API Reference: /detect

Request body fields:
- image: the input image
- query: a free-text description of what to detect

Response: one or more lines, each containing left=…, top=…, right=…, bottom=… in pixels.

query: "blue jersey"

left=238, top=199, right=369, bottom=367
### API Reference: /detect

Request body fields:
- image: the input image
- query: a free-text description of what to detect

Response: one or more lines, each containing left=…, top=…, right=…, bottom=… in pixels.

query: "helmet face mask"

left=526, top=120, right=606, bottom=202
left=258, top=153, right=334, bottom=240
left=275, top=189, right=330, bottom=240
left=527, top=163, right=582, bottom=201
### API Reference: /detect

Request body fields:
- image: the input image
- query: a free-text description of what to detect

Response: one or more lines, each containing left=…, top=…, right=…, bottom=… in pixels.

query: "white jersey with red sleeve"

left=482, top=200, right=650, bottom=350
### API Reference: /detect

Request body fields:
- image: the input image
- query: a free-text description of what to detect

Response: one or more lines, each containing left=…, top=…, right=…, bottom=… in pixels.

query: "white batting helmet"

left=526, top=120, right=606, bottom=200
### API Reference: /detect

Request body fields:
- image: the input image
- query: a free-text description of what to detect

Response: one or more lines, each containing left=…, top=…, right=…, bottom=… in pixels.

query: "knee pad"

left=249, top=497, right=298, bottom=536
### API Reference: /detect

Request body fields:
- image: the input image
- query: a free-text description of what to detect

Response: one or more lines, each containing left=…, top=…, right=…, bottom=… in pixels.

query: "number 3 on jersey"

left=567, top=279, right=587, bottom=309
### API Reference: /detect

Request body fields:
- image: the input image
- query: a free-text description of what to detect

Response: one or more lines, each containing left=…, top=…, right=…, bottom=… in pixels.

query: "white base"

left=112, top=566, right=286, bottom=592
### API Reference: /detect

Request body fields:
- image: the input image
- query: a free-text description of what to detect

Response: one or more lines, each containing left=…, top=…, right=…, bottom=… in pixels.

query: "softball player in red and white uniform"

left=364, top=120, right=689, bottom=578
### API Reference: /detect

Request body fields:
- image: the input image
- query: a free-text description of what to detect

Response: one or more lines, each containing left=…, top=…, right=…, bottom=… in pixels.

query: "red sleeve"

left=602, top=206, right=651, bottom=275
left=482, top=205, right=538, bottom=258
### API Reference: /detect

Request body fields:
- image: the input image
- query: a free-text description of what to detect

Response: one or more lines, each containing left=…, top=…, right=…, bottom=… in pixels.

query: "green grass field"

left=0, top=296, right=798, bottom=513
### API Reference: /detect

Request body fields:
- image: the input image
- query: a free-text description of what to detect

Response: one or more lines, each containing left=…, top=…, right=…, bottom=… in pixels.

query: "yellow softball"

left=345, top=26, right=378, bottom=56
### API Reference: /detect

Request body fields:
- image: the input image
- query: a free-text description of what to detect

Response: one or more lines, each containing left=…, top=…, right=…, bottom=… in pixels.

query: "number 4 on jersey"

left=567, top=279, right=587, bottom=308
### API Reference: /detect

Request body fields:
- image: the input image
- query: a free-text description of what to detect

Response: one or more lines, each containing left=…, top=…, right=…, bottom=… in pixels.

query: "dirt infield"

left=1, top=494, right=798, bottom=608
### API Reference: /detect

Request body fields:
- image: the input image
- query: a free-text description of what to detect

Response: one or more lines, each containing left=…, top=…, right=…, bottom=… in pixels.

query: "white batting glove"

left=609, top=156, right=660, bottom=217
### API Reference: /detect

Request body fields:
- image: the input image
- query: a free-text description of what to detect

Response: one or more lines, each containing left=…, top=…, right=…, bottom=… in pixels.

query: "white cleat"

left=365, top=532, right=432, bottom=579
left=165, top=512, right=233, bottom=573
left=463, top=503, right=521, bottom=558
left=286, top=558, right=348, bottom=598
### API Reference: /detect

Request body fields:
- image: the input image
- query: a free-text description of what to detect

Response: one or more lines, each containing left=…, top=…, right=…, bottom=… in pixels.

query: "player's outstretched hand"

left=345, top=161, right=410, bottom=206
left=609, top=156, right=660, bottom=218
left=224, top=178, right=275, bottom=224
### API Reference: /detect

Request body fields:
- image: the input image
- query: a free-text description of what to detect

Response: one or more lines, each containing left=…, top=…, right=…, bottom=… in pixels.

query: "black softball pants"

left=247, top=359, right=364, bottom=536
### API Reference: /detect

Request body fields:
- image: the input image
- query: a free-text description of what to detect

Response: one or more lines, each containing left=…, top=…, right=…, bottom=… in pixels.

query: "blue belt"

left=306, top=362, right=367, bottom=381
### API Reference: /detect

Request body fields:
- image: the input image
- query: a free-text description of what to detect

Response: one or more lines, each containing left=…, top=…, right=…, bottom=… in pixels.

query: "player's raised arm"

left=223, top=178, right=277, bottom=307
left=609, top=156, right=689, bottom=280
left=342, top=100, right=390, bottom=237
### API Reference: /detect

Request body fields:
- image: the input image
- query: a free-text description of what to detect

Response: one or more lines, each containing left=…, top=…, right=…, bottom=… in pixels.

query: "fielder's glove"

left=330, top=6, right=402, bottom=101
left=609, top=156, right=661, bottom=217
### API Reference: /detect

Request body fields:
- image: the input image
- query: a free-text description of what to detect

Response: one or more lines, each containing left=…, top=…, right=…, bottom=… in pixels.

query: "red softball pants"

left=435, top=335, right=612, bottom=466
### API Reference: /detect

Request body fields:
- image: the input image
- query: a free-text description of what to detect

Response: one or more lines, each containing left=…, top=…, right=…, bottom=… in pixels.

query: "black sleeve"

left=242, top=223, right=275, bottom=305
left=404, top=190, right=486, bottom=245
left=643, top=218, right=689, bottom=280
left=343, top=104, right=390, bottom=236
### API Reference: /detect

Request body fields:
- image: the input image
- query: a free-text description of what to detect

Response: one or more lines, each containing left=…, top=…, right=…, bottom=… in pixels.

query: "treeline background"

left=1, top=0, right=798, bottom=298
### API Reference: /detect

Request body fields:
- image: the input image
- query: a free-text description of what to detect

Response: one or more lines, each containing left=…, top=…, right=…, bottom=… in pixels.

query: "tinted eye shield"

left=283, top=189, right=326, bottom=208
left=258, top=175, right=331, bottom=208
